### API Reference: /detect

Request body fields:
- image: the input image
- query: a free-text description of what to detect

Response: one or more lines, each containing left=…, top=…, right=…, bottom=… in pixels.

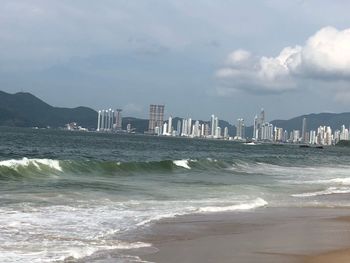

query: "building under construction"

left=148, top=104, right=165, bottom=134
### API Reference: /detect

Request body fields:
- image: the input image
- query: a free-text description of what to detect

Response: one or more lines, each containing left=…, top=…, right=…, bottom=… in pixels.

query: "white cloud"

left=216, top=26, right=350, bottom=95
left=225, top=49, right=252, bottom=66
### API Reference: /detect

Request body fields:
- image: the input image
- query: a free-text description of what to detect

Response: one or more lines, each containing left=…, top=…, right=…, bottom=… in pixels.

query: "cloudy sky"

left=1, top=0, right=350, bottom=123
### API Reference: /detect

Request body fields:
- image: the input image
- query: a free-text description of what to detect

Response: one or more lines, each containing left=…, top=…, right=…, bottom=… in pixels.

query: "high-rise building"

left=168, top=116, right=173, bottom=135
left=127, top=123, right=131, bottom=133
left=253, top=108, right=268, bottom=141
left=214, top=117, right=219, bottom=137
left=283, top=130, right=288, bottom=142
left=340, top=125, right=349, bottom=141
left=148, top=104, right=165, bottom=134
left=193, top=120, right=200, bottom=137
left=301, top=117, right=307, bottom=143
left=236, top=118, right=245, bottom=139
left=260, top=122, right=273, bottom=141
left=115, top=109, right=122, bottom=130
left=97, top=109, right=116, bottom=131
left=309, top=130, right=316, bottom=144
left=253, top=115, right=258, bottom=140
left=274, top=127, right=284, bottom=142
left=292, top=130, right=300, bottom=143
left=163, top=122, right=168, bottom=135
left=210, top=115, right=216, bottom=137
left=182, top=118, right=188, bottom=136
left=176, top=120, right=182, bottom=136
left=97, top=111, right=101, bottom=131
left=187, top=118, right=192, bottom=136
left=101, top=110, right=105, bottom=131
left=204, top=123, right=210, bottom=137
left=260, top=108, right=265, bottom=124
left=215, top=126, right=222, bottom=139
left=224, top=127, right=229, bottom=139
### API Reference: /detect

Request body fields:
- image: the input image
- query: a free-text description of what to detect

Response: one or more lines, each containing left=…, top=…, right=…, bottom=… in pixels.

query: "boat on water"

left=244, top=142, right=259, bottom=145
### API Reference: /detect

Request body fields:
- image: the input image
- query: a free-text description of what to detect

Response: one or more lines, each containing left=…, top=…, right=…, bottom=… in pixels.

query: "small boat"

left=244, top=142, right=258, bottom=145
left=299, top=145, right=310, bottom=148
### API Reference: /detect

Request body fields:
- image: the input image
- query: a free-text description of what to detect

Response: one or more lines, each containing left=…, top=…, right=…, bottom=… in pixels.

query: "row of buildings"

left=96, top=104, right=350, bottom=145
left=252, top=109, right=349, bottom=145
left=147, top=104, right=245, bottom=140
left=96, top=109, right=122, bottom=132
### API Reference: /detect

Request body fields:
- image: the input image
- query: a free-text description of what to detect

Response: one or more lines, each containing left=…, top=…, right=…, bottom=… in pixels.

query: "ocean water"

left=1, top=127, right=350, bottom=262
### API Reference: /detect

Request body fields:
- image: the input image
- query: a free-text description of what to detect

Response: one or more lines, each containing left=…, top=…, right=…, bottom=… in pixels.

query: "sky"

left=1, top=0, right=350, bottom=124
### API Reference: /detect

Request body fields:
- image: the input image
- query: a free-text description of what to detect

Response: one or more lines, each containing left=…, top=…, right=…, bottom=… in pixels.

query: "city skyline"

left=95, top=103, right=350, bottom=146
left=1, top=1, right=350, bottom=122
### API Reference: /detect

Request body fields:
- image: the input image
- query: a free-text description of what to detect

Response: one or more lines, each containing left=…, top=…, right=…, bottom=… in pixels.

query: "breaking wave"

left=292, top=187, right=350, bottom=197
left=0, top=157, right=232, bottom=179
left=198, top=198, right=268, bottom=212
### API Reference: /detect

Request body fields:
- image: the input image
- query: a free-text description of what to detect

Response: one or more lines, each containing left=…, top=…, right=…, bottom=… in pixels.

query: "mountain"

left=0, top=91, right=97, bottom=128
left=270, top=112, right=350, bottom=133
left=1, top=91, right=350, bottom=134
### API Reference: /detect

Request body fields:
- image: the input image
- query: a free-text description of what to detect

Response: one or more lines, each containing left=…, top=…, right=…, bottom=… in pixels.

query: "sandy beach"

left=139, top=208, right=350, bottom=263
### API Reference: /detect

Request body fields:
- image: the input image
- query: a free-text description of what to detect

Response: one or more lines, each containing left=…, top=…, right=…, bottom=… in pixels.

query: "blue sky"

left=1, top=0, right=350, bottom=124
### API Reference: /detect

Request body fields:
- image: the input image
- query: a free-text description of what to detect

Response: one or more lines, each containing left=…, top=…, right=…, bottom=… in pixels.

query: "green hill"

left=270, top=112, right=350, bottom=133
left=1, top=91, right=350, bottom=135
left=0, top=91, right=97, bottom=128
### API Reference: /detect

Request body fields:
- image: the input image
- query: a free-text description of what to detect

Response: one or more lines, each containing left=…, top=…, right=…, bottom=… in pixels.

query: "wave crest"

left=0, top=158, right=62, bottom=171
left=292, top=187, right=350, bottom=197
left=198, top=198, right=268, bottom=213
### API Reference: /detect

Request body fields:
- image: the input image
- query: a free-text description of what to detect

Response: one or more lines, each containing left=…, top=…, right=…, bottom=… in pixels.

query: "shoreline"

left=137, top=207, right=350, bottom=263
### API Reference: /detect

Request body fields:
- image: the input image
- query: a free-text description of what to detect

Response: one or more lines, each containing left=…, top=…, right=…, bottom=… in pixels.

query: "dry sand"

left=138, top=208, right=350, bottom=263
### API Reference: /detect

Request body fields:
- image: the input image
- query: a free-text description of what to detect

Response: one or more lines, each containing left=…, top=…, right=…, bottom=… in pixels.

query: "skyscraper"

left=210, top=115, right=216, bottom=137
left=187, top=118, right=192, bottom=136
left=182, top=118, right=188, bottom=136
left=260, top=108, right=265, bottom=124
left=168, top=116, right=173, bottom=135
left=148, top=104, right=165, bottom=134
left=97, top=110, right=101, bottom=131
left=236, top=118, right=245, bottom=139
left=253, top=115, right=258, bottom=140
left=213, top=116, right=219, bottom=138
left=301, top=117, right=307, bottom=143
left=115, top=109, right=122, bottom=130
left=101, top=110, right=105, bottom=131
left=176, top=120, right=181, bottom=136
left=224, top=127, right=229, bottom=139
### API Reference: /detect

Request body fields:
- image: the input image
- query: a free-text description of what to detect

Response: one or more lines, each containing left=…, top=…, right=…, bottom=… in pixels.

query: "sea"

left=1, top=127, right=350, bottom=262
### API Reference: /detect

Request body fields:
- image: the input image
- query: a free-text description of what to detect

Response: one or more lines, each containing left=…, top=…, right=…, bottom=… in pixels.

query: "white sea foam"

left=0, top=158, right=62, bottom=171
left=294, top=177, right=350, bottom=186
left=198, top=198, right=268, bottom=213
left=329, top=177, right=350, bottom=185
left=173, top=159, right=191, bottom=169
left=231, top=162, right=350, bottom=180
left=292, top=187, right=350, bottom=197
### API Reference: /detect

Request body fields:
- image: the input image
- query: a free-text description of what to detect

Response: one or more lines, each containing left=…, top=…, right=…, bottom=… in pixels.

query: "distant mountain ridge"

left=1, top=91, right=350, bottom=135
left=270, top=112, right=350, bottom=133
left=0, top=91, right=97, bottom=128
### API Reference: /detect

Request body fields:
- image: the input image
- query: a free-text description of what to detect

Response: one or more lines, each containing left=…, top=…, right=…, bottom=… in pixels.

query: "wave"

left=2, top=157, right=350, bottom=182
left=198, top=198, right=268, bottom=212
left=292, top=187, right=350, bottom=197
left=0, top=158, right=62, bottom=171
left=173, top=159, right=191, bottom=169
left=0, top=158, right=63, bottom=180
left=0, top=157, right=232, bottom=179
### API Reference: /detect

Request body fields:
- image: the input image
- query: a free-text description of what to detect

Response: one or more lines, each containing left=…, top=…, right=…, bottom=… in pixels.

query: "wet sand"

left=139, top=208, right=350, bottom=263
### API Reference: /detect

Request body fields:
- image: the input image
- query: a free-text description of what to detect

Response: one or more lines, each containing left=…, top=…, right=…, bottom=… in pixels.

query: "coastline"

left=138, top=207, right=350, bottom=263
